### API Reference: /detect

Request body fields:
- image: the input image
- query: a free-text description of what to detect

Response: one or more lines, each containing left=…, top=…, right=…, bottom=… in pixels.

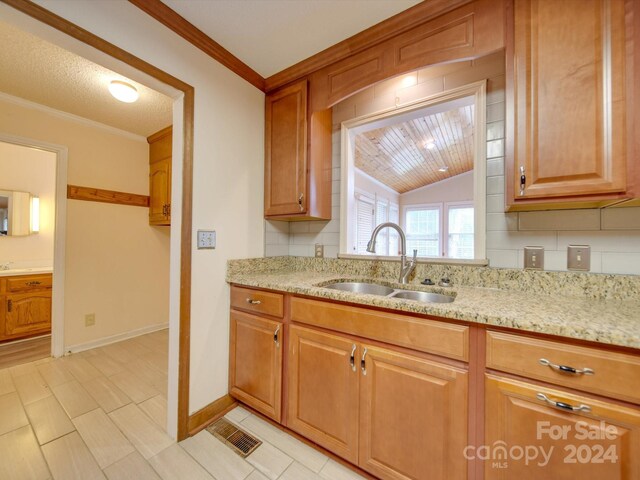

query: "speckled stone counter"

left=227, top=257, right=640, bottom=350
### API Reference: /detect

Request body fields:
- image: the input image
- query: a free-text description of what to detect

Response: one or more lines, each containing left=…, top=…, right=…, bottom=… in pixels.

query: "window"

left=405, top=205, right=441, bottom=256
left=446, top=204, right=474, bottom=259
left=354, top=192, right=399, bottom=255
left=403, top=203, right=474, bottom=259
left=355, top=193, right=375, bottom=254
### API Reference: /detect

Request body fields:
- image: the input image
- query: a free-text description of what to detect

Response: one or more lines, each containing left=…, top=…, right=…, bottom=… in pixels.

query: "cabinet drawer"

left=230, top=286, right=283, bottom=318
left=291, top=297, right=468, bottom=361
left=6, top=275, right=52, bottom=293
left=487, top=331, right=640, bottom=404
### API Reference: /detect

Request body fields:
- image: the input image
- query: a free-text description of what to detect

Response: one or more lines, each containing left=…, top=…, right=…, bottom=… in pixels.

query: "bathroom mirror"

left=340, top=81, right=486, bottom=261
left=0, top=189, right=32, bottom=236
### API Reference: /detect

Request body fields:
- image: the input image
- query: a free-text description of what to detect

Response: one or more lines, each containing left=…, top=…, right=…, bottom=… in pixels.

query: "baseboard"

left=188, top=394, right=237, bottom=436
left=65, top=323, right=168, bottom=354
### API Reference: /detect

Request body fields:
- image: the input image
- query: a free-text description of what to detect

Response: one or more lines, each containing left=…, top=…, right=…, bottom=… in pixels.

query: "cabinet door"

left=485, top=374, right=640, bottom=480
left=287, top=325, right=359, bottom=463
left=508, top=0, right=627, bottom=203
left=4, top=291, right=52, bottom=338
left=229, top=311, right=282, bottom=422
left=265, top=80, right=308, bottom=217
left=359, top=345, right=469, bottom=480
left=149, top=158, right=171, bottom=225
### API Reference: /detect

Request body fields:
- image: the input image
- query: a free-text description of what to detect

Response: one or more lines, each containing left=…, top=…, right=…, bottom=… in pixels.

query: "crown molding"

left=129, top=0, right=265, bottom=91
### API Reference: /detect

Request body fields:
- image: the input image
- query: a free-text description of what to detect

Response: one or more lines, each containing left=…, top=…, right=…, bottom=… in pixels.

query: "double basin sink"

left=321, top=281, right=455, bottom=304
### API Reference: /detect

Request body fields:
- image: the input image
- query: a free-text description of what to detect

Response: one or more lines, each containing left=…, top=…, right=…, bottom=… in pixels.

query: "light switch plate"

left=314, top=244, right=324, bottom=258
left=568, top=245, right=590, bottom=271
left=524, top=246, right=544, bottom=270
left=197, top=230, right=216, bottom=249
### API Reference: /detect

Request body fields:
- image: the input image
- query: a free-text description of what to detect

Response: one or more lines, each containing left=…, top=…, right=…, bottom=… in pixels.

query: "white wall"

left=400, top=171, right=473, bottom=206
left=0, top=97, right=170, bottom=348
left=266, top=51, right=640, bottom=275
left=0, top=141, right=56, bottom=264
left=2, top=0, right=265, bottom=427
left=354, top=168, right=400, bottom=205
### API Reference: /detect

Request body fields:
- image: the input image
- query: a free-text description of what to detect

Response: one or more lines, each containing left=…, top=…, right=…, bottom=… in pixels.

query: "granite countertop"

left=227, top=259, right=640, bottom=350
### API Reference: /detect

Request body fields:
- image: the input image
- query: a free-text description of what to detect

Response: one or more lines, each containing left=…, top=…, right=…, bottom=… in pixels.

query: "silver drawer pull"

left=273, top=325, right=280, bottom=347
left=536, top=393, right=591, bottom=413
left=360, top=347, right=368, bottom=375
left=349, top=344, right=356, bottom=372
left=539, top=358, right=594, bottom=375
left=246, top=298, right=261, bottom=305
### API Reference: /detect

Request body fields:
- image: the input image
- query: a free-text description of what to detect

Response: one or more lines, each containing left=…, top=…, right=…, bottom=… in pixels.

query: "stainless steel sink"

left=322, top=282, right=395, bottom=296
left=390, top=290, right=455, bottom=303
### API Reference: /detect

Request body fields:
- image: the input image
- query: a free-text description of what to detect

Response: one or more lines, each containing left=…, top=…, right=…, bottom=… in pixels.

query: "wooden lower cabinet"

left=360, top=346, right=468, bottom=480
left=485, top=374, right=640, bottom=479
left=287, top=324, right=469, bottom=479
left=229, top=310, right=282, bottom=422
left=287, top=325, right=360, bottom=463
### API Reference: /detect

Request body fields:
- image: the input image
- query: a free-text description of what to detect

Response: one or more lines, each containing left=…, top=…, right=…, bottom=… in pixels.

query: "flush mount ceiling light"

left=425, top=141, right=436, bottom=150
left=108, top=80, right=139, bottom=103
left=438, top=166, right=449, bottom=172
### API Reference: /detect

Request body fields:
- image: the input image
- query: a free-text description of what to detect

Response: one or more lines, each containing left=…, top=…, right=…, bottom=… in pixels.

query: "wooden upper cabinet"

left=148, top=126, right=172, bottom=225
left=506, top=0, right=632, bottom=210
left=265, top=80, right=332, bottom=220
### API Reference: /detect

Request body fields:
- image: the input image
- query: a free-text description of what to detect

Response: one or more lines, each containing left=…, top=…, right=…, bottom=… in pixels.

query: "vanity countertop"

left=227, top=258, right=640, bottom=351
left=0, top=267, right=53, bottom=277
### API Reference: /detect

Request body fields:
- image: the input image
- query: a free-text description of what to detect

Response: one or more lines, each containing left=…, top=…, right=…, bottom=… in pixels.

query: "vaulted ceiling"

left=354, top=104, right=475, bottom=193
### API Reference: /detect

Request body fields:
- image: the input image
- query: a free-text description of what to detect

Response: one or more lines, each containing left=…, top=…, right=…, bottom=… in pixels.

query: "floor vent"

left=206, top=418, right=262, bottom=458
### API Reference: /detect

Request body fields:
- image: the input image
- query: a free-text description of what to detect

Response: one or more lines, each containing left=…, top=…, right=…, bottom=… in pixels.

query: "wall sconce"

left=30, top=195, right=39, bottom=233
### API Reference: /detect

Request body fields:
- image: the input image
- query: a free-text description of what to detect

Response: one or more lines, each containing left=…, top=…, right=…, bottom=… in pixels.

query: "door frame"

left=0, top=0, right=195, bottom=441
left=0, top=133, right=68, bottom=358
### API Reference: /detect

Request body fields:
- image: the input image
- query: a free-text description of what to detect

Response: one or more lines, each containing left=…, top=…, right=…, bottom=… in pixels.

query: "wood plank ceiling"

left=354, top=104, right=475, bottom=193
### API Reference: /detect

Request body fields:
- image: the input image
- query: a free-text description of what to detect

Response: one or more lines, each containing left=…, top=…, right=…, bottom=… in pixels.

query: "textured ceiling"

left=163, top=0, right=421, bottom=78
left=0, top=20, right=173, bottom=137
left=355, top=104, right=475, bottom=193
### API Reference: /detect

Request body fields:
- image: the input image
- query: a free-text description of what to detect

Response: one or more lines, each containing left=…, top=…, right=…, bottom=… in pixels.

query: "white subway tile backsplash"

left=265, top=245, right=288, bottom=257
left=289, top=245, right=313, bottom=257
left=558, top=231, right=640, bottom=252
left=265, top=221, right=289, bottom=234
left=396, top=78, right=444, bottom=106
left=486, top=212, right=517, bottom=231
left=601, top=252, right=640, bottom=275
left=487, top=158, right=504, bottom=177
left=355, top=93, right=396, bottom=117
left=601, top=207, right=640, bottom=230
left=320, top=232, right=340, bottom=246
left=486, top=139, right=504, bottom=159
left=290, top=222, right=310, bottom=234
left=291, top=233, right=321, bottom=245
left=486, top=176, right=504, bottom=195
left=487, top=194, right=505, bottom=213
left=486, top=121, right=505, bottom=141
left=519, top=210, right=601, bottom=231
left=487, top=102, right=505, bottom=122
left=486, top=230, right=557, bottom=250
left=487, top=249, right=519, bottom=268
left=324, top=245, right=339, bottom=258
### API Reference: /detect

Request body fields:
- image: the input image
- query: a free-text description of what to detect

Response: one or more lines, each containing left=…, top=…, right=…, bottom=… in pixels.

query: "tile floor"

left=0, top=329, right=365, bottom=480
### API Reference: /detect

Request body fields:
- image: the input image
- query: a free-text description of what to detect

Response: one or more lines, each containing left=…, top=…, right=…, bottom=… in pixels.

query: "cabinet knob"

left=298, top=193, right=304, bottom=211
left=273, top=325, right=280, bottom=347
left=349, top=344, right=356, bottom=372
left=519, top=166, right=526, bottom=196
left=539, top=358, right=594, bottom=375
left=360, top=347, right=368, bottom=375
left=536, top=393, right=591, bottom=413
left=7, top=299, right=12, bottom=312
left=246, top=298, right=261, bottom=305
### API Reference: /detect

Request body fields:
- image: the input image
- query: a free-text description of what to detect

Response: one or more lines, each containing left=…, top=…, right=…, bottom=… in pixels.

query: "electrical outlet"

left=85, top=313, right=95, bottom=327
left=314, top=244, right=324, bottom=258
left=197, top=230, right=216, bottom=249
left=568, top=245, right=590, bottom=271
left=524, top=246, right=544, bottom=270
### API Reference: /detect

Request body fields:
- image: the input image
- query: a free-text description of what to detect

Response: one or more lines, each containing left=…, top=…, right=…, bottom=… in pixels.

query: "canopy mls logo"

left=464, top=420, right=620, bottom=469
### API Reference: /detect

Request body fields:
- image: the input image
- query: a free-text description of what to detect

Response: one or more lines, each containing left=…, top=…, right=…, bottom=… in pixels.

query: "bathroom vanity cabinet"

left=0, top=273, right=52, bottom=342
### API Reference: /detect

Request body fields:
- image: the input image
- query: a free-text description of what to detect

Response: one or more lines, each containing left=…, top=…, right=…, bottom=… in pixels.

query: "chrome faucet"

left=366, top=222, right=417, bottom=284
